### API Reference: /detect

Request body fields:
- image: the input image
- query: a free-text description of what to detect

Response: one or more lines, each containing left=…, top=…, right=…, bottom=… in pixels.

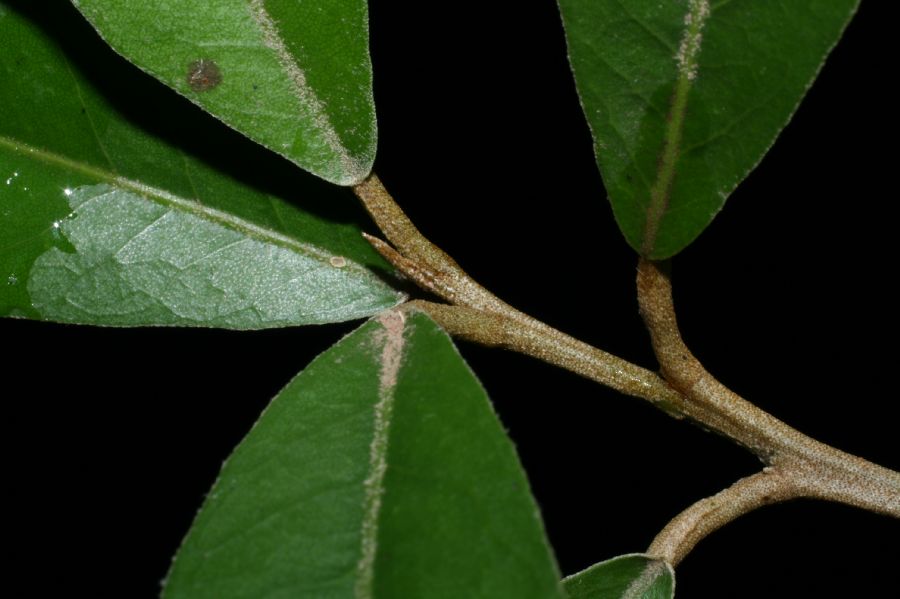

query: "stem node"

left=354, top=175, right=900, bottom=565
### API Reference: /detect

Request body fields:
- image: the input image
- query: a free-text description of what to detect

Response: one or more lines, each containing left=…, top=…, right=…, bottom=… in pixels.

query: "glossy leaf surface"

left=564, top=554, right=675, bottom=599
left=0, top=3, right=401, bottom=328
left=71, top=0, right=376, bottom=185
left=558, top=0, right=858, bottom=258
left=164, top=311, right=565, bottom=599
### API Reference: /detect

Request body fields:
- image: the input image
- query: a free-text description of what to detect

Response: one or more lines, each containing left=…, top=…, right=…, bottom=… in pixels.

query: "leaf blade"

left=558, top=0, right=859, bottom=258
left=164, top=311, right=566, bottom=599
left=0, top=3, right=401, bottom=328
left=564, top=554, right=675, bottom=599
left=70, top=0, right=376, bottom=185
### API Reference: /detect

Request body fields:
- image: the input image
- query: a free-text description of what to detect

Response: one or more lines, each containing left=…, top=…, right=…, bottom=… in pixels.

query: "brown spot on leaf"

left=186, top=59, right=222, bottom=92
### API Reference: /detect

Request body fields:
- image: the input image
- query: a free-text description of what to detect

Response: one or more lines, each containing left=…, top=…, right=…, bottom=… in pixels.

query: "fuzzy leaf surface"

left=558, top=0, right=858, bottom=258
left=71, top=0, right=377, bottom=185
left=0, top=2, right=400, bottom=328
left=164, top=311, right=566, bottom=599
left=564, top=554, right=675, bottom=599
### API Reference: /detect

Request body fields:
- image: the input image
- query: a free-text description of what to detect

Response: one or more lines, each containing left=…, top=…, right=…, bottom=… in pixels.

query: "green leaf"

left=564, top=554, right=675, bottom=599
left=70, top=0, right=376, bottom=185
left=164, top=310, right=566, bottom=599
left=558, top=0, right=858, bottom=258
left=0, top=3, right=401, bottom=328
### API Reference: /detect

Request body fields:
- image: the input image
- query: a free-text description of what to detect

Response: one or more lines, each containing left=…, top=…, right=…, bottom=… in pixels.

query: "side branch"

left=646, top=468, right=796, bottom=566
left=636, top=258, right=899, bottom=518
left=355, top=174, right=511, bottom=317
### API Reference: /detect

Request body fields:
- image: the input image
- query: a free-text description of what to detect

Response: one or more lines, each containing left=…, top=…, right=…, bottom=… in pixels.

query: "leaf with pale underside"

left=564, top=554, right=675, bottom=599
left=0, top=3, right=401, bottom=328
left=164, top=311, right=566, bottom=599
left=558, top=0, right=859, bottom=258
left=71, top=0, right=376, bottom=185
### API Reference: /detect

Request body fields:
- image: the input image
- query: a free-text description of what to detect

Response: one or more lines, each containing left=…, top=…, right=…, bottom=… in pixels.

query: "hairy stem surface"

left=646, top=468, right=795, bottom=566
left=637, top=259, right=899, bottom=518
left=353, top=175, right=900, bottom=565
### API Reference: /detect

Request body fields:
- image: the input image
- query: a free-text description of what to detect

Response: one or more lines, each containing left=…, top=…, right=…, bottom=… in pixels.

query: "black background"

left=4, top=1, right=898, bottom=597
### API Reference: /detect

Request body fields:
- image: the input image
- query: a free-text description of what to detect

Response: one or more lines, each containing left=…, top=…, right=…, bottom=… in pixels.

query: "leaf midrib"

left=245, top=0, right=365, bottom=184
left=0, top=134, right=373, bottom=277
left=641, top=0, right=710, bottom=256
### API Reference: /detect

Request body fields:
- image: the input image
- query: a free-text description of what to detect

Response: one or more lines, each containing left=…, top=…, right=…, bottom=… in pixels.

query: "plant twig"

left=354, top=174, right=684, bottom=410
left=355, top=174, right=506, bottom=316
left=402, top=300, right=685, bottom=416
left=646, top=468, right=796, bottom=566
left=353, top=174, right=900, bottom=565
left=636, top=258, right=900, bottom=518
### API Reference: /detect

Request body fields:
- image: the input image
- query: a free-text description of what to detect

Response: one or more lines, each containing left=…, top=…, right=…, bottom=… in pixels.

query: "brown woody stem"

left=646, top=468, right=796, bottom=566
left=636, top=259, right=899, bottom=518
left=353, top=174, right=900, bottom=566
left=402, top=300, right=685, bottom=416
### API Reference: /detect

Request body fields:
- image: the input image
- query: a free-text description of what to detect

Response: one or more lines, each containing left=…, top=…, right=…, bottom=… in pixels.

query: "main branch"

left=353, top=174, right=899, bottom=565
